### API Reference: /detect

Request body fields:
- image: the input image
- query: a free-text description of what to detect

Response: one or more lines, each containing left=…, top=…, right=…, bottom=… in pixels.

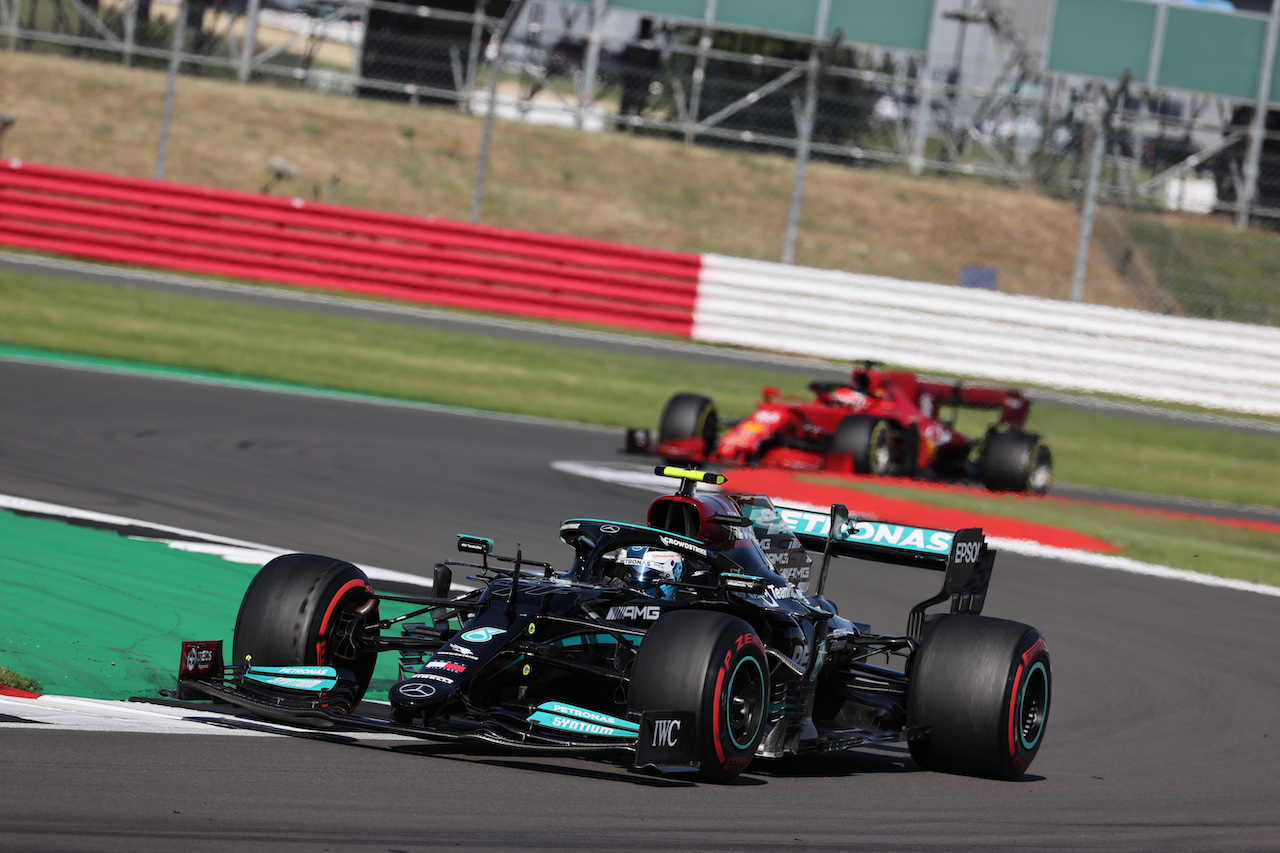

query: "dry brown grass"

left=1, top=50, right=1144, bottom=307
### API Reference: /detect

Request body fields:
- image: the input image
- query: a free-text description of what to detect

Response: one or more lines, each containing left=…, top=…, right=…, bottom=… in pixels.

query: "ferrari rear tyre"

left=630, top=610, right=769, bottom=782
left=831, top=415, right=893, bottom=476
left=907, top=615, right=1051, bottom=780
left=658, top=393, right=719, bottom=458
left=233, top=553, right=380, bottom=709
left=980, top=431, right=1052, bottom=494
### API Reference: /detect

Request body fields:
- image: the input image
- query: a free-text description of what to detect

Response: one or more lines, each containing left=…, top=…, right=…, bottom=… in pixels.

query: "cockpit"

left=558, top=514, right=797, bottom=601
left=558, top=519, right=717, bottom=593
left=557, top=467, right=815, bottom=602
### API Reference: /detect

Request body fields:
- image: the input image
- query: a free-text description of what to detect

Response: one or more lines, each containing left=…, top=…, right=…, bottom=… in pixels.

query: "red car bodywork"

left=630, top=364, right=1040, bottom=488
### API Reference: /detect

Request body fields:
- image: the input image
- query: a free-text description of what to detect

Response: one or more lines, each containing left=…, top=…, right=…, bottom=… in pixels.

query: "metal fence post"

left=1236, top=0, right=1280, bottom=232
left=470, top=0, right=526, bottom=222
left=238, top=0, right=262, bottom=83
left=783, top=26, right=841, bottom=265
left=909, top=63, right=933, bottom=176
left=352, top=0, right=370, bottom=92
left=122, top=0, right=136, bottom=66
left=1071, top=109, right=1105, bottom=303
left=465, top=0, right=484, bottom=94
left=6, top=0, right=21, bottom=51
left=578, top=0, right=606, bottom=129
left=155, top=0, right=188, bottom=180
left=683, top=0, right=718, bottom=144
left=1071, top=71, right=1129, bottom=303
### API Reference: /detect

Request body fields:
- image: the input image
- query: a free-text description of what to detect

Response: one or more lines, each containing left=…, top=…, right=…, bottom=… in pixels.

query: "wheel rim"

left=723, top=655, right=766, bottom=750
left=1017, top=661, right=1049, bottom=750
left=869, top=423, right=892, bottom=474
left=320, top=588, right=378, bottom=704
left=1026, top=443, right=1052, bottom=493
left=698, top=405, right=717, bottom=446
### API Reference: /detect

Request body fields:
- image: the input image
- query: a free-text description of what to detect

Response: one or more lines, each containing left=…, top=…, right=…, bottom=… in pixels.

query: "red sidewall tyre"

left=629, top=609, right=769, bottom=782
left=659, top=393, right=719, bottom=457
left=232, top=553, right=379, bottom=710
left=907, top=615, right=1051, bottom=780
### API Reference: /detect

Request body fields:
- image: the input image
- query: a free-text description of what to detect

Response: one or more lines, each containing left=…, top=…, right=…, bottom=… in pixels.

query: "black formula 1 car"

left=175, top=468, right=1051, bottom=782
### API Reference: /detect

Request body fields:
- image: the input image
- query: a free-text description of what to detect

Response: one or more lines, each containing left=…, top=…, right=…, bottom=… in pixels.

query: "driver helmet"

left=601, top=546, right=683, bottom=597
left=830, top=386, right=867, bottom=408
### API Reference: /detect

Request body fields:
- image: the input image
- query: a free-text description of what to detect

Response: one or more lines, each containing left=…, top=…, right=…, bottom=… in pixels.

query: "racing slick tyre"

left=906, top=615, right=1051, bottom=780
left=980, top=431, right=1052, bottom=494
left=629, top=610, right=769, bottom=782
left=233, top=553, right=380, bottom=710
left=831, top=415, right=893, bottom=476
left=658, top=393, right=719, bottom=459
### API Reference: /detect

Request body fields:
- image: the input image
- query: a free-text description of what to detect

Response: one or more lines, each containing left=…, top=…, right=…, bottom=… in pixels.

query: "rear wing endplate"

left=744, top=502, right=994, bottom=639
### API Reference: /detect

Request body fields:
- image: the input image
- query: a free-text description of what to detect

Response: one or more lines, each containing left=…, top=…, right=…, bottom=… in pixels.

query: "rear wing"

left=741, top=501, right=994, bottom=639
left=916, top=379, right=1029, bottom=430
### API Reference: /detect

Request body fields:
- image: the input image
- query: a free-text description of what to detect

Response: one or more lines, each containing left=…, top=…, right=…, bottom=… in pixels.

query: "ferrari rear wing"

left=741, top=501, right=994, bottom=639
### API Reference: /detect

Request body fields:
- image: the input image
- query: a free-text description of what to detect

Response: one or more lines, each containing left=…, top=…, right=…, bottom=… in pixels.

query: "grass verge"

left=0, top=666, right=43, bottom=693
left=3, top=268, right=1278, bottom=512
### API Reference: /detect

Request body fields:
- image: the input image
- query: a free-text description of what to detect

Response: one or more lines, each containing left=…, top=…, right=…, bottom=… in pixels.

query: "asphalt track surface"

left=2, top=359, right=1279, bottom=851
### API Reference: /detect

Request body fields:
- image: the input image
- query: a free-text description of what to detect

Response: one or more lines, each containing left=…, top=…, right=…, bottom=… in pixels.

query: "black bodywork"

left=176, top=468, right=1041, bottom=780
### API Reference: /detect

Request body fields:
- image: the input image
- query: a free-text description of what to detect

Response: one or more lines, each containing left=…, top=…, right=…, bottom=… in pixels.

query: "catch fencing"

left=4, top=0, right=1280, bottom=328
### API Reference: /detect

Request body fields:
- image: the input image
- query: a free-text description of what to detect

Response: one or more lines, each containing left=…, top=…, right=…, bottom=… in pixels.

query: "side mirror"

left=457, top=535, right=493, bottom=556
left=433, top=564, right=452, bottom=599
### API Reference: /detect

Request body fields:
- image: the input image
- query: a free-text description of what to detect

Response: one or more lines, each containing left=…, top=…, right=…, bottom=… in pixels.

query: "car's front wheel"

left=629, top=610, right=769, bottom=782
left=232, top=553, right=380, bottom=711
left=658, top=393, right=719, bottom=460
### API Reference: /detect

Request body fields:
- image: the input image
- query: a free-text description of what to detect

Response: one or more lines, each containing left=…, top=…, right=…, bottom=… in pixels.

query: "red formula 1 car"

left=626, top=363, right=1052, bottom=494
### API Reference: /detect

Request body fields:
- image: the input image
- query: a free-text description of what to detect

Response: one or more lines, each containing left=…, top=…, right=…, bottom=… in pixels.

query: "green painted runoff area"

left=0, top=510, right=405, bottom=700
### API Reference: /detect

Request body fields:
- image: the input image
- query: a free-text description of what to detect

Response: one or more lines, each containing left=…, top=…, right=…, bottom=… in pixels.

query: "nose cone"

left=390, top=676, right=456, bottom=713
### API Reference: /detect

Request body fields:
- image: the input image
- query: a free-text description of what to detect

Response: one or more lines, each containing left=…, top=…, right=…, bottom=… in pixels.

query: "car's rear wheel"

left=629, top=610, right=769, bottom=782
left=232, top=553, right=380, bottom=711
left=907, top=615, right=1051, bottom=780
left=831, top=415, right=893, bottom=476
left=658, top=393, right=718, bottom=459
left=980, top=431, right=1052, bottom=493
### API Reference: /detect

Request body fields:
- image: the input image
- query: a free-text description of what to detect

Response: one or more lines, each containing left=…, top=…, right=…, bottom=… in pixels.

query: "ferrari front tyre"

left=232, top=553, right=380, bottom=709
left=831, top=415, right=892, bottom=476
left=980, top=431, right=1052, bottom=494
left=906, top=615, right=1051, bottom=780
left=629, top=610, right=769, bottom=782
left=658, top=393, right=719, bottom=458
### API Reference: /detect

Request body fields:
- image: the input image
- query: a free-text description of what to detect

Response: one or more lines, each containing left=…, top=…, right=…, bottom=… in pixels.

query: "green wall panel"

left=606, top=0, right=708, bottom=21
left=713, top=0, right=821, bottom=35
left=1048, top=0, right=1156, bottom=79
left=577, top=0, right=1280, bottom=105
left=1158, top=7, right=1265, bottom=99
left=826, top=0, right=932, bottom=51
left=600, top=0, right=933, bottom=49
